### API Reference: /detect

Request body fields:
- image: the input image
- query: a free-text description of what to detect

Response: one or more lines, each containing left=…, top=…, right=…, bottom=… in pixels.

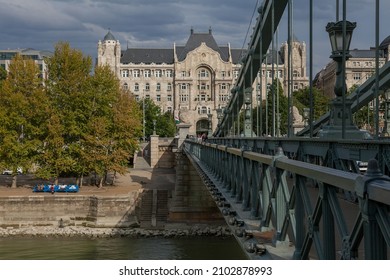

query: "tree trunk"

left=55, top=177, right=59, bottom=185
left=79, top=174, right=84, bottom=188
left=98, top=176, right=104, bottom=188
left=11, top=174, right=17, bottom=188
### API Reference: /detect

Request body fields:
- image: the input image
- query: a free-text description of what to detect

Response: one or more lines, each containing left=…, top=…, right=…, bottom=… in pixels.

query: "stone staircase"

left=139, top=189, right=169, bottom=228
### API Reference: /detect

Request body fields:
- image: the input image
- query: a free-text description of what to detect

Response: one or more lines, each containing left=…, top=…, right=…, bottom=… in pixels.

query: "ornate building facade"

left=97, top=29, right=308, bottom=135
left=314, top=38, right=390, bottom=98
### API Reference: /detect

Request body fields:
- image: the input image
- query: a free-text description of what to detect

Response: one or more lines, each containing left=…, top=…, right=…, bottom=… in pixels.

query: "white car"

left=2, top=167, right=23, bottom=175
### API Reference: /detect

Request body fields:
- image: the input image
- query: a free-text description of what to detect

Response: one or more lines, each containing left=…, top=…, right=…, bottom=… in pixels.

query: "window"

left=201, top=106, right=208, bottom=114
left=166, top=70, right=173, bottom=77
left=167, top=106, right=172, bottom=113
left=145, top=83, right=150, bottom=91
left=156, top=83, right=161, bottom=91
left=353, top=73, right=361, bottom=81
left=233, top=70, right=239, bottom=79
left=167, top=95, right=172, bottom=102
left=167, top=83, right=172, bottom=91
left=144, top=70, right=151, bottom=78
left=156, top=95, right=161, bottom=102
left=135, top=95, right=140, bottom=101
left=180, top=94, right=188, bottom=102
left=133, top=70, right=140, bottom=78
left=123, top=83, right=128, bottom=90
left=181, top=71, right=187, bottom=77
left=293, top=83, right=298, bottom=90
left=180, top=84, right=187, bottom=93
left=121, top=70, right=129, bottom=78
left=198, top=69, right=209, bottom=78
left=155, top=70, right=162, bottom=78
left=221, top=71, right=226, bottom=78
left=219, top=94, right=229, bottom=102
left=220, top=83, right=227, bottom=93
left=134, top=83, right=139, bottom=92
left=293, top=70, right=300, bottom=78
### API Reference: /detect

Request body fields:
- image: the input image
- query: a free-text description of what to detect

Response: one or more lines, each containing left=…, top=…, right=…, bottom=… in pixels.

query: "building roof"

left=175, top=29, right=229, bottom=62
left=121, top=48, right=174, bottom=64
left=350, top=49, right=384, bottom=58
left=119, top=29, right=239, bottom=64
left=103, top=30, right=116, bottom=41
left=380, top=35, right=390, bottom=49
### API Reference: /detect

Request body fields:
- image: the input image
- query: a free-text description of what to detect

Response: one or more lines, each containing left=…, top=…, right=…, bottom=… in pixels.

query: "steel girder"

left=184, top=139, right=390, bottom=259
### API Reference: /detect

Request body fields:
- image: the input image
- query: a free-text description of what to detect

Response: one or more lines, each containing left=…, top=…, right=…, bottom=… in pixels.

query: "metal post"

left=341, top=0, right=347, bottom=139
left=375, top=0, right=380, bottom=138
left=271, top=0, right=275, bottom=137
left=309, top=0, right=313, bottom=138
left=288, top=0, right=293, bottom=137
left=143, top=90, right=145, bottom=141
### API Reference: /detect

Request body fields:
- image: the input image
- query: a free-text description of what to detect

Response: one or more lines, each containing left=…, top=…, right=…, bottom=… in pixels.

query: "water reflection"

left=0, top=236, right=247, bottom=260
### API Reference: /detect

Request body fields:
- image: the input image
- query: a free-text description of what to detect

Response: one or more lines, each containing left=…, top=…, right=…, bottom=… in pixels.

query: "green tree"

left=0, top=54, right=49, bottom=187
left=293, top=87, right=331, bottom=120
left=83, top=66, right=142, bottom=187
left=140, top=98, right=176, bottom=138
left=41, top=42, right=92, bottom=182
left=0, top=67, right=6, bottom=85
left=251, top=79, right=288, bottom=136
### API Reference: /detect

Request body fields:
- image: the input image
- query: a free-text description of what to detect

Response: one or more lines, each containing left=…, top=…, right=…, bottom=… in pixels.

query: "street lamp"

left=318, top=20, right=369, bottom=139
left=153, top=119, right=156, bottom=135
left=303, top=107, right=310, bottom=127
left=326, top=21, right=356, bottom=97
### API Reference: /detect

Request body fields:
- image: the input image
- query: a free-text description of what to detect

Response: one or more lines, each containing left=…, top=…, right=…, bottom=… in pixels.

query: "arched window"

left=134, top=83, right=139, bottom=91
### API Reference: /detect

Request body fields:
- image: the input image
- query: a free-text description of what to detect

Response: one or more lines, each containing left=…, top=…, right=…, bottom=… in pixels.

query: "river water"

left=0, top=236, right=247, bottom=260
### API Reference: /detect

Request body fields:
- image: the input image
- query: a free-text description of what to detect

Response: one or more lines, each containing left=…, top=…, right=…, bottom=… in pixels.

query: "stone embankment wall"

left=0, top=191, right=142, bottom=229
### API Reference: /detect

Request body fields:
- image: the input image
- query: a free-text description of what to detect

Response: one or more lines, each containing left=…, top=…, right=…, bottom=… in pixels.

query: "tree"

left=293, top=87, right=331, bottom=120
left=83, top=66, right=142, bottom=187
left=0, top=54, right=49, bottom=187
left=40, top=42, right=92, bottom=183
left=139, top=98, right=176, bottom=138
left=251, top=79, right=288, bottom=136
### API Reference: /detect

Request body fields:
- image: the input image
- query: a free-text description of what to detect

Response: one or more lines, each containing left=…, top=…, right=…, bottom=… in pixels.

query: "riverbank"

left=0, top=225, right=232, bottom=238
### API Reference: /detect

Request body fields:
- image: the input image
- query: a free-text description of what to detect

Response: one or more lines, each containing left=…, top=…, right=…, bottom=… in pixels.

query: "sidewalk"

left=0, top=150, right=175, bottom=197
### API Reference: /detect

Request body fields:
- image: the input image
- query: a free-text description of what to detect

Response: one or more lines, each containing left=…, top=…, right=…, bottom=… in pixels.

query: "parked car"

left=2, top=167, right=23, bottom=175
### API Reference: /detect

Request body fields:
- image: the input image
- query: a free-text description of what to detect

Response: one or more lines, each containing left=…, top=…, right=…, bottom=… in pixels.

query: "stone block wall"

left=150, top=136, right=177, bottom=169
left=0, top=191, right=142, bottom=228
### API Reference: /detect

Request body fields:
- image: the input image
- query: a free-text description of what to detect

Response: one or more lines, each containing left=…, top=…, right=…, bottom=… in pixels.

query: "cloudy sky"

left=0, top=0, right=388, bottom=74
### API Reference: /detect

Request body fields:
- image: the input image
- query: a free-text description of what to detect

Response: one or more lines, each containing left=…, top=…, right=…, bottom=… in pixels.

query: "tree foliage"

left=139, top=98, right=176, bottom=138
left=0, top=42, right=142, bottom=187
left=0, top=54, right=50, bottom=187
left=293, top=87, right=331, bottom=120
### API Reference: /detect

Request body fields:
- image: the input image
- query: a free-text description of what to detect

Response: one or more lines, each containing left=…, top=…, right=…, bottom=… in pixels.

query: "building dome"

left=103, top=30, right=116, bottom=41
left=379, top=35, right=390, bottom=49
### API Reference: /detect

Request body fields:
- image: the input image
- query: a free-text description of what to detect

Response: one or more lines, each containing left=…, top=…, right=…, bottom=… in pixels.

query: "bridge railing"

left=184, top=139, right=390, bottom=259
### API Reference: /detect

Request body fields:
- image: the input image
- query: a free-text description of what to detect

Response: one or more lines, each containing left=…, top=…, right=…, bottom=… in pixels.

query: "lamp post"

left=318, top=20, right=368, bottom=139
left=153, top=119, right=156, bottom=135
left=142, top=90, right=145, bottom=142
left=207, top=113, right=213, bottom=137
left=303, top=107, right=310, bottom=127
left=244, top=88, right=253, bottom=137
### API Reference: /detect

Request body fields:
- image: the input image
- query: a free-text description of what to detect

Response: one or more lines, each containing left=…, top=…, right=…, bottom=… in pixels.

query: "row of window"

left=121, top=69, right=174, bottom=78
left=123, top=82, right=232, bottom=93
left=134, top=94, right=230, bottom=103
left=120, top=68, right=241, bottom=79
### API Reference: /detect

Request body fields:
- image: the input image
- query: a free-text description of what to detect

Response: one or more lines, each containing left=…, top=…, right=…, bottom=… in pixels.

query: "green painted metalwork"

left=184, top=139, right=390, bottom=259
